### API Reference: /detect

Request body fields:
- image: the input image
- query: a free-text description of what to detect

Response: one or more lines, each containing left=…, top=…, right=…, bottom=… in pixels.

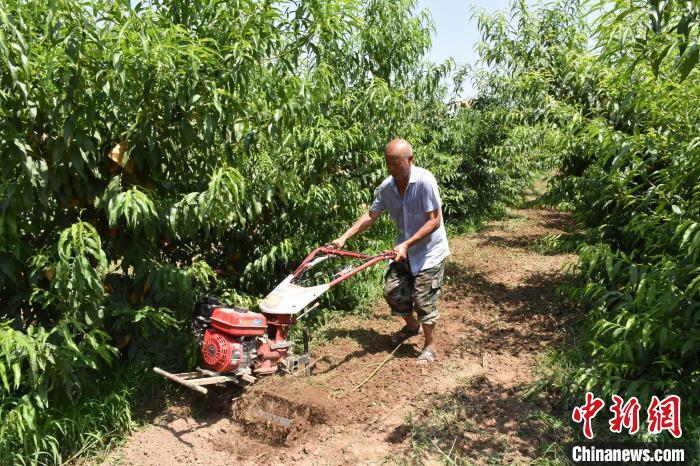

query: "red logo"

left=572, top=392, right=605, bottom=439
left=572, top=393, right=683, bottom=439
left=647, top=395, right=682, bottom=438
left=609, top=395, right=641, bottom=435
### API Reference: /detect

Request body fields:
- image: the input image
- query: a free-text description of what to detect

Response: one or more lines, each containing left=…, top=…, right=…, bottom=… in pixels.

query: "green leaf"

left=678, top=43, right=699, bottom=81
left=0, top=363, right=9, bottom=391
left=605, top=255, right=614, bottom=280
left=12, top=362, right=21, bottom=389
left=63, top=118, right=75, bottom=144
left=651, top=43, right=672, bottom=77
left=234, top=121, right=245, bottom=141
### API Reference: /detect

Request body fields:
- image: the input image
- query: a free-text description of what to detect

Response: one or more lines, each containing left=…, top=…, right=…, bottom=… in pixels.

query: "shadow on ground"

left=389, top=374, right=571, bottom=462
left=315, top=328, right=421, bottom=374
left=443, top=258, right=579, bottom=357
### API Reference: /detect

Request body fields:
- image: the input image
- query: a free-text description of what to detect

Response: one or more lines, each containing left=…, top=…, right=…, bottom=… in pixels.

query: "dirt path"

left=100, top=206, right=578, bottom=465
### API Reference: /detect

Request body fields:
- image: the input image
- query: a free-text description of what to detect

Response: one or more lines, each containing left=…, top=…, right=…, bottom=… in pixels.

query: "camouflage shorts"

left=383, top=259, right=445, bottom=325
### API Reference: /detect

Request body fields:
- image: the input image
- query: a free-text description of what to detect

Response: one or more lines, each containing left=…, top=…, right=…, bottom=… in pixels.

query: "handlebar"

left=292, top=246, right=396, bottom=287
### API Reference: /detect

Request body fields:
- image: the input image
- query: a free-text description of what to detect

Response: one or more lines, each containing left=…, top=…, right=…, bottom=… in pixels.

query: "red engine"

left=193, top=298, right=293, bottom=375
left=201, top=330, right=246, bottom=372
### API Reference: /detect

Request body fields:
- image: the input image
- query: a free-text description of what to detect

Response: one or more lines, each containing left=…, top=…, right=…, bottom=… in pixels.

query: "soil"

left=99, top=206, right=579, bottom=465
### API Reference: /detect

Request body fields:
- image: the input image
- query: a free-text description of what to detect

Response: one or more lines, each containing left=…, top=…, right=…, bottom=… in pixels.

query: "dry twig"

left=431, top=439, right=458, bottom=466
left=346, top=342, right=403, bottom=394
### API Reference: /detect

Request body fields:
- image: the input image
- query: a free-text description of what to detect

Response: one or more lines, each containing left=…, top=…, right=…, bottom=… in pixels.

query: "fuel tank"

left=209, top=307, right=267, bottom=336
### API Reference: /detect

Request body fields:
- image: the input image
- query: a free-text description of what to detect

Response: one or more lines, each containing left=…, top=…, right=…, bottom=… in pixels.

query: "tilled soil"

left=100, top=207, right=578, bottom=465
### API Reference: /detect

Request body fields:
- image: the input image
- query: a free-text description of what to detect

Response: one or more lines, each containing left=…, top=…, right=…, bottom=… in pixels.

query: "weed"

left=531, top=442, right=572, bottom=465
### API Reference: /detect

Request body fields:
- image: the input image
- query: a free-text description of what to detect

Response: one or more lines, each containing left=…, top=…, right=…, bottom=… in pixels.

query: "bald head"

left=385, top=139, right=413, bottom=159
left=384, top=138, right=413, bottom=183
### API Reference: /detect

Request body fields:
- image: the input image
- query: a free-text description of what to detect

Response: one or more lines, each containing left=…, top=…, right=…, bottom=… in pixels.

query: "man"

left=330, top=139, right=449, bottom=364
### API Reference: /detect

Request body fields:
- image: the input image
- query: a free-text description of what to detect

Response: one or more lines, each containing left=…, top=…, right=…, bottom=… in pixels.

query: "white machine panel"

left=258, top=275, right=330, bottom=315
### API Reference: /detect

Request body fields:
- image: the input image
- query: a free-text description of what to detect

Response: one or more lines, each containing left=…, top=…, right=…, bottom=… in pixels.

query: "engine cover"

left=201, top=329, right=244, bottom=372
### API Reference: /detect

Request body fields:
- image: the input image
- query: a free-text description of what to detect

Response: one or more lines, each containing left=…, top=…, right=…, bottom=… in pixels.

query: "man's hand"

left=393, top=242, right=409, bottom=262
left=390, top=209, right=440, bottom=261
left=329, top=237, right=346, bottom=249
left=329, top=211, right=380, bottom=250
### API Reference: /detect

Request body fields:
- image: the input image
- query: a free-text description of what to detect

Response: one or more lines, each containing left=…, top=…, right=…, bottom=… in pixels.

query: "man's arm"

left=393, top=208, right=441, bottom=261
left=330, top=210, right=382, bottom=249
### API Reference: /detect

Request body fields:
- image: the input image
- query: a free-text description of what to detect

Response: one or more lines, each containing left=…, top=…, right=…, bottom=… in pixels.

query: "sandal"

left=391, top=324, right=422, bottom=344
left=416, top=347, right=437, bottom=365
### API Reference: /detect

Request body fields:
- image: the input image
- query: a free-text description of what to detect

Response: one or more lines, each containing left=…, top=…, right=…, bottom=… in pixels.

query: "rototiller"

left=154, top=246, right=394, bottom=394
